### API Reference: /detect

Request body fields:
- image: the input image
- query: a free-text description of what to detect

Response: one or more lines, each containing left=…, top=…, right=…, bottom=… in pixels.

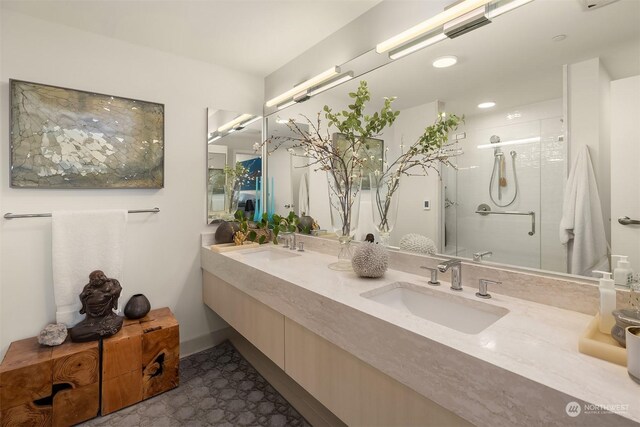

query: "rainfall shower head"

left=490, top=135, right=501, bottom=144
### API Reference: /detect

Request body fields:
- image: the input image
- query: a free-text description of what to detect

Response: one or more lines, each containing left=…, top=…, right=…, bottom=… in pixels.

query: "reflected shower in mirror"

left=264, top=0, right=640, bottom=278
left=207, top=109, right=262, bottom=223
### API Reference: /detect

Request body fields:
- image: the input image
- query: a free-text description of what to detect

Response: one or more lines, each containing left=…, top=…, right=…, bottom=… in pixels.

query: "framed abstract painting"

left=10, top=79, right=164, bottom=188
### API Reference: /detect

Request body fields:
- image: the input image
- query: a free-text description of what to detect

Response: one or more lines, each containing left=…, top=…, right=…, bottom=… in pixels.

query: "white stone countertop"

left=201, top=244, right=639, bottom=426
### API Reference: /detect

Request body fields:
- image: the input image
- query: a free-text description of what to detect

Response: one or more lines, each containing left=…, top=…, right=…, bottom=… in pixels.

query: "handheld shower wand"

left=488, top=136, right=519, bottom=207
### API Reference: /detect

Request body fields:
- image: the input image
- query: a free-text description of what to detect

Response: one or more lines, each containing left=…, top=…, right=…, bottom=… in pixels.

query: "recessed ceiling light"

left=478, top=101, right=496, bottom=109
left=432, top=56, right=458, bottom=68
left=552, top=34, right=567, bottom=42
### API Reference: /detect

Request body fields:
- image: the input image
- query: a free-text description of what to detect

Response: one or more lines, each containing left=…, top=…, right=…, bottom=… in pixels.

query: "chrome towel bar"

left=475, top=203, right=535, bottom=236
left=3, top=207, right=160, bottom=219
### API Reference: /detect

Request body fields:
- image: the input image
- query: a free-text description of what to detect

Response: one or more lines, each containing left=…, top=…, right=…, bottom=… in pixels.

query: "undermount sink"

left=361, top=282, right=509, bottom=334
left=239, top=248, right=301, bottom=261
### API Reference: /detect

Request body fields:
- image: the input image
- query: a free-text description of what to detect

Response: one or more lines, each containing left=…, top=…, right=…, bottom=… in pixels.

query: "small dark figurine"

left=365, top=233, right=375, bottom=243
left=69, top=270, right=124, bottom=342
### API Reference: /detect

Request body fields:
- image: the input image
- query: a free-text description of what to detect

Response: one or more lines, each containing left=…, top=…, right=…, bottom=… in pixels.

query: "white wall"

left=611, top=75, right=640, bottom=272
left=0, top=10, right=263, bottom=358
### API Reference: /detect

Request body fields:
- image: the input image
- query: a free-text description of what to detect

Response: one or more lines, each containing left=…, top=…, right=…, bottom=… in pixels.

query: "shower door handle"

left=618, top=216, right=640, bottom=226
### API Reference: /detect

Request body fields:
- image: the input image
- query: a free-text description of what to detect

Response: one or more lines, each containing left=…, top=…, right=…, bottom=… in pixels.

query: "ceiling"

left=1, top=0, right=381, bottom=77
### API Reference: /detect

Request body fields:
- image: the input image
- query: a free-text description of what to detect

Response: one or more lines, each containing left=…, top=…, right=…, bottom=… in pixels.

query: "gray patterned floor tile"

left=82, top=341, right=310, bottom=427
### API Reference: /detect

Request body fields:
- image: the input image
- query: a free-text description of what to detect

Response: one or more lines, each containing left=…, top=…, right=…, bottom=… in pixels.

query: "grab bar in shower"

left=618, top=216, right=640, bottom=226
left=475, top=204, right=535, bottom=236
left=3, top=207, right=160, bottom=219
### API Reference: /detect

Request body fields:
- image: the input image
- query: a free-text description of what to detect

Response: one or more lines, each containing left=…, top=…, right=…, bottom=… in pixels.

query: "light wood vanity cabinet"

left=203, top=270, right=468, bottom=426
left=202, top=271, right=285, bottom=369
left=284, top=318, right=469, bottom=427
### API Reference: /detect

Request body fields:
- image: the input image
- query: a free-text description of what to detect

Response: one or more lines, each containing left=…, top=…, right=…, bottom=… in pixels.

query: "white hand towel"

left=559, top=146, right=608, bottom=275
left=52, top=209, right=128, bottom=327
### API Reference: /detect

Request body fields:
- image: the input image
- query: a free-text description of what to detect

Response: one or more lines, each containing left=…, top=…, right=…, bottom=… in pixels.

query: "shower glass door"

left=444, top=109, right=566, bottom=272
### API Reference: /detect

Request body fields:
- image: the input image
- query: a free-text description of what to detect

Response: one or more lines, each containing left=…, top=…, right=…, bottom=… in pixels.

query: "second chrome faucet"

left=437, top=259, right=463, bottom=291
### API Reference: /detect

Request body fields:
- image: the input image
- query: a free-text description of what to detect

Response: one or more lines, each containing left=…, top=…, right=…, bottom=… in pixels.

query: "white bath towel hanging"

left=298, top=172, right=309, bottom=216
left=52, top=209, right=128, bottom=327
left=559, top=146, right=608, bottom=275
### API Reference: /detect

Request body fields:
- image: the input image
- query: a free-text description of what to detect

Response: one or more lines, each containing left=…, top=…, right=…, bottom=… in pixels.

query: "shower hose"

left=489, top=151, right=518, bottom=207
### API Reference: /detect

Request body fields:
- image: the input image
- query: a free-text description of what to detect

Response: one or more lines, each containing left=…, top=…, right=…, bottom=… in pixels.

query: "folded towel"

left=559, top=146, right=608, bottom=275
left=52, top=210, right=128, bottom=327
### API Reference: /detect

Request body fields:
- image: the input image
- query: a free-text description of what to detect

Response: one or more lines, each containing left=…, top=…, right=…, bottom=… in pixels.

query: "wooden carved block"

left=52, top=383, right=99, bottom=427
left=51, top=339, right=99, bottom=387
left=101, top=370, right=143, bottom=416
left=102, top=324, right=142, bottom=380
left=141, top=315, right=179, bottom=399
left=0, top=338, right=52, bottom=411
left=0, top=402, right=51, bottom=427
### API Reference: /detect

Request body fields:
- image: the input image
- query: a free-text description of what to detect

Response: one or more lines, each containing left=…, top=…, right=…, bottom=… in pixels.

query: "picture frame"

left=332, top=133, right=384, bottom=190
left=10, top=79, right=165, bottom=189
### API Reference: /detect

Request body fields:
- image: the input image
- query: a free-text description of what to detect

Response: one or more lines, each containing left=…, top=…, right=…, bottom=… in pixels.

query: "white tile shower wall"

left=0, top=10, right=263, bottom=358
left=450, top=99, right=566, bottom=270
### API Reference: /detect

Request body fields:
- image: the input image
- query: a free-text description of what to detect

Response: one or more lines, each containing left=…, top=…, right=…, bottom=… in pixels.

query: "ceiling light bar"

left=389, top=31, right=447, bottom=60
left=477, top=136, right=540, bottom=149
left=376, top=0, right=493, bottom=54
left=307, top=72, right=354, bottom=96
left=217, top=113, right=253, bottom=132
left=208, top=134, right=221, bottom=143
left=485, top=0, right=533, bottom=18
left=265, top=66, right=341, bottom=108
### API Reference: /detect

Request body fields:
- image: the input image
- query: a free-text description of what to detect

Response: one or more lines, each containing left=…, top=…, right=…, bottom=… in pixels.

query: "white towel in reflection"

left=298, top=172, right=309, bottom=216
left=559, top=147, right=608, bottom=275
left=52, top=210, right=128, bottom=327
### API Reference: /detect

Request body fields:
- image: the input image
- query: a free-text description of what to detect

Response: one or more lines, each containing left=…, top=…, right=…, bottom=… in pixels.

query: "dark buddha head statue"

left=70, top=270, right=124, bottom=342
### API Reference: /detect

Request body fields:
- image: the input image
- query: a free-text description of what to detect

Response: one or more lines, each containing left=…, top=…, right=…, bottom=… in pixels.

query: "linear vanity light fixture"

left=485, top=0, right=533, bottom=18
left=307, top=72, right=354, bottom=96
left=477, top=136, right=540, bottom=149
left=378, top=0, right=534, bottom=59
left=239, top=115, right=262, bottom=128
left=208, top=134, right=221, bottom=143
left=376, top=0, right=494, bottom=54
left=277, top=100, right=297, bottom=110
left=217, top=113, right=254, bottom=132
left=265, top=66, right=341, bottom=108
left=389, top=31, right=447, bottom=60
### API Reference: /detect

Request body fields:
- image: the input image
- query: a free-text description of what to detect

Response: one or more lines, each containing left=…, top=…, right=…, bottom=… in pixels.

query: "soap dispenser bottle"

left=594, top=270, right=616, bottom=334
left=612, top=255, right=633, bottom=287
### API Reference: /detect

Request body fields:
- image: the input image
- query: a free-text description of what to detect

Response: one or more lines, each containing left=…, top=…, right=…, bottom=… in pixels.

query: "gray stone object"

left=352, top=242, right=389, bottom=278
left=38, top=323, right=68, bottom=346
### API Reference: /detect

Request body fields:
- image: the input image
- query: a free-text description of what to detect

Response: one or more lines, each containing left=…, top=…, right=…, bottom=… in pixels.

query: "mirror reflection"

left=265, top=0, right=640, bottom=278
left=207, top=109, right=262, bottom=223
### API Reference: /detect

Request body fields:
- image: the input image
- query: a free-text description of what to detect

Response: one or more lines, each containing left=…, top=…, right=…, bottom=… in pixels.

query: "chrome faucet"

left=437, top=259, right=463, bottom=291
left=473, top=251, right=493, bottom=262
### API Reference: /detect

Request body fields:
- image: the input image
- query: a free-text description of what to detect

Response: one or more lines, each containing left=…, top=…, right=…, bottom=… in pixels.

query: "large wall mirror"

left=207, top=109, right=262, bottom=223
left=264, top=0, right=640, bottom=279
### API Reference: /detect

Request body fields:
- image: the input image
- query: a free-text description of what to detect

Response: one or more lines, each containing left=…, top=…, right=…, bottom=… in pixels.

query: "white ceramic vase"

left=627, top=326, right=640, bottom=384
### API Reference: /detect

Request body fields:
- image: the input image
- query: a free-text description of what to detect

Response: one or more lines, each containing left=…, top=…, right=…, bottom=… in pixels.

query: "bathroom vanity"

left=201, top=234, right=639, bottom=427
